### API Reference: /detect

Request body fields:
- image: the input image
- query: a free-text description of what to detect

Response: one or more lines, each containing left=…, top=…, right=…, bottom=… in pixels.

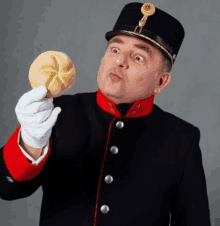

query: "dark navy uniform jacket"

left=0, top=90, right=211, bottom=226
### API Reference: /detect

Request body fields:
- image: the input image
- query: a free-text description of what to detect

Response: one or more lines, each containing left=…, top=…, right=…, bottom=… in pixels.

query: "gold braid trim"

left=119, top=30, right=175, bottom=66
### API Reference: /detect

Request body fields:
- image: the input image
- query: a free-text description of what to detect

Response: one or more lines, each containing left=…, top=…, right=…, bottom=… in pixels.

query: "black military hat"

left=105, top=2, right=185, bottom=66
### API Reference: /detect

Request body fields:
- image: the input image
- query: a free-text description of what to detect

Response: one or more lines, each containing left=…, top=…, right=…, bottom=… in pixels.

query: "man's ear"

left=155, top=72, right=171, bottom=94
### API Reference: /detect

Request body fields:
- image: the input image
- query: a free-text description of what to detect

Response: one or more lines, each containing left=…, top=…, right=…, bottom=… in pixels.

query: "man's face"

left=97, top=34, right=169, bottom=104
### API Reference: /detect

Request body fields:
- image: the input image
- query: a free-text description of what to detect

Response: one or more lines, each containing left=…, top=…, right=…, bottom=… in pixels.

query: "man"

left=0, top=2, right=211, bottom=226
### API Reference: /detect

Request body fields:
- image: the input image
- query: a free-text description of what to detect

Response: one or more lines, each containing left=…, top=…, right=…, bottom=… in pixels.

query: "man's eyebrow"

left=109, top=37, right=124, bottom=45
left=134, top=44, right=152, bottom=55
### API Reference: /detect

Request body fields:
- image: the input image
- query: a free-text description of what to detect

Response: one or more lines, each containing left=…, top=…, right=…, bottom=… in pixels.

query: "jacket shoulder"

left=153, top=104, right=198, bottom=132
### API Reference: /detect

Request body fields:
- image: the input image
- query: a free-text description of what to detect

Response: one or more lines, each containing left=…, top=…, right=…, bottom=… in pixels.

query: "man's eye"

left=135, top=55, right=144, bottom=61
left=112, top=48, right=119, bottom=53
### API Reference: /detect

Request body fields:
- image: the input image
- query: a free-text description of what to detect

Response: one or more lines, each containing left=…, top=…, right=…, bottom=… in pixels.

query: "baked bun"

left=29, top=51, right=75, bottom=98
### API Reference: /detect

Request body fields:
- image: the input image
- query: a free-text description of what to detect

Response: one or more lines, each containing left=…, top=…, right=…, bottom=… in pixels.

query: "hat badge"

left=134, top=3, right=156, bottom=34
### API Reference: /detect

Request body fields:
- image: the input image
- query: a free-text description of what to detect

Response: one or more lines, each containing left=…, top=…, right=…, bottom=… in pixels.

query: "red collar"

left=96, top=89, right=155, bottom=118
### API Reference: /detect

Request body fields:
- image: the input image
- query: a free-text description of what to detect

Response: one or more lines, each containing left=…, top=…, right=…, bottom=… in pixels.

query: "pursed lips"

left=110, top=72, right=122, bottom=79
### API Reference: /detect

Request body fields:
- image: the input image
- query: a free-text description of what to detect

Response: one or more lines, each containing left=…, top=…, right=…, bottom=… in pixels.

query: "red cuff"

left=3, top=125, right=52, bottom=181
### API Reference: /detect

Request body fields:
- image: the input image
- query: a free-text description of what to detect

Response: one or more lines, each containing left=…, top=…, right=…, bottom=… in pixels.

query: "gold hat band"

left=119, top=30, right=175, bottom=66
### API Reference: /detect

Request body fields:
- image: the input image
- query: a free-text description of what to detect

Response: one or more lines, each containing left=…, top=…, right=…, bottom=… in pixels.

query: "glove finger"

left=31, top=109, right=53, bottom=124
left=26, top=98, right=53, bottom=115
left=18, top=86, right=48, bottom=109
left=17, top=108, right=53, bottom=125
left=20, top=107, right=61, bottom=147
left=18, top=98, right=53, bottom=115
left=35, top=97, right=53, bottom=112
left=40, top=107, right=62, bottom=133
left=37, top=108, right=53, bottom=124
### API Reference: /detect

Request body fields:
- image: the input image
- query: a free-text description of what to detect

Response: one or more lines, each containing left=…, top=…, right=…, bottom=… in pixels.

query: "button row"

left=100, top=120, right=125, bottom=215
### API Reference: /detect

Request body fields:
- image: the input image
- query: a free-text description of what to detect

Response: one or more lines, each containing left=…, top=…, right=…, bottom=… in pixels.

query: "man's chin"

left=102, top=89, right=123, bottom=101
left=106, top=92, right=123, bottom=99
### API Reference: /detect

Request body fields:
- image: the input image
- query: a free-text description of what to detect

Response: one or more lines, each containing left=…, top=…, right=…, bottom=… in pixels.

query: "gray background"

left=0, top=0, right=219, bottom=225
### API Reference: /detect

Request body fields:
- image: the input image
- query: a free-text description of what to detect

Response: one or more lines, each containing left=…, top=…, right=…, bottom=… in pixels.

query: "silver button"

left=108, top=102, right=112, bottom=107
left=132, top=111, right=136, bottom=114
left=116, top=121, right=124, bottom=129
left=136, top=104, right=140, bottom=108
left=104, top=175, right=113, bottom=184
left=100, top=205, right=110, bottom=214
left=110, top=146, right=118, bottom=154
left=6, top=176, right=13, bottom=183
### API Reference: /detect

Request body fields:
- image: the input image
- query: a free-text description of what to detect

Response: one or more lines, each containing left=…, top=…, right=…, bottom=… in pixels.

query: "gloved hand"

left=15, top=86, right=62, bottom=148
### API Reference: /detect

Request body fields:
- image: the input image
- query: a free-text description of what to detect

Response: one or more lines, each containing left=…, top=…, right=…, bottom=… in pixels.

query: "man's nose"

left=115, top=54, right=129, bottom=69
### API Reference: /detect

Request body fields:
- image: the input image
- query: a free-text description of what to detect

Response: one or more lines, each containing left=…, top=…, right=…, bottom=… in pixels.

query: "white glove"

left=15, top=86, right=62, bottom=148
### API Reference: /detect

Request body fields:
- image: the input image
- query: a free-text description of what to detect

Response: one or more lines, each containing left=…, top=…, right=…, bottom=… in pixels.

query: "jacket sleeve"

left=0, top=125, right=52, bottom=201
left=170, top=126, right=211, bottom=226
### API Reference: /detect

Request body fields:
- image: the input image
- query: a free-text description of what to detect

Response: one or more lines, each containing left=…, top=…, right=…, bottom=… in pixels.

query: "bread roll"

left=29, top=51, right=75, bottom=98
